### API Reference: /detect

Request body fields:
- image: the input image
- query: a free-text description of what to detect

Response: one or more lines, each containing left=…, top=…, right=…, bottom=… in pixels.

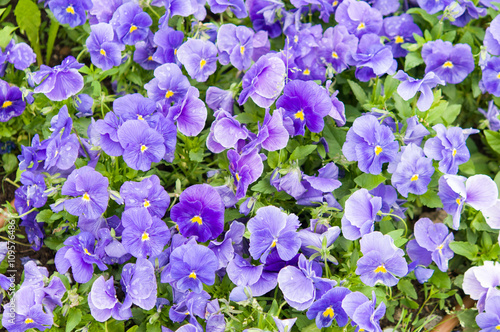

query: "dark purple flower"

left=19, top=171, right=47, bottom=208
left=86, top=23, right=123, bottom=71
left=307, top=287, right=351, bottom=329
left=476, top=296, right=500, bottom=330
left=32, top=56, right=84, bottom=101
left=350, top=33, right=396, bottom=82
left=161, top=242, right=218, bottom=293
left=382, top=14, right=421, bottom=58
left=88, top=276, right=132, bottom=322
left=0, top=79, right=26, bottom=122
left=110, top=2, right=152, bottom=45
left=320, top=25, right=358, bottom=74
left=7, top=42, right=36, bottom=70
left=206, top=86, right=234, bottom=113
left=480, top=57, right=500, bottom=97
left=335, top=0, right=382, bottom=37
left=121, top=258, right=157, bottom=310
left=228, top=148, right=264, bottom=199
left=55, top=232, right=108, bottom=283
left=342, top=291, right=386, bottom=332
left=276, top=80, right=333, bottom=136
left=238, top=54, right=286, bottom=108
left=61, top=166, right=109, bottom=219
left=248, top=206, right=301, bottom=263
left=19, top=212, right=45, bottom=251
left=216, top=24, right=254, bottom=71
left=144, top=63, right=191, bottom=109
left=394, top=71, right=445, bottom=112
left=153, top=27, right=184, bottom=65
left=341, top=189, right=382, bottom=240
left=422, top=40, right=474, bottom=84
left=177, top=39, right=217, bottom=82
left=343, top=114, right=399, bottom=174
left=18, top=134, right=45, bottom=171
left=463, top=261, right=500, bottom=312
left=247, top=0, right=282, bottom=38
left=423, top=124, right=473, bottom=174
left=117, top=120, right=166, bottom=171
left=120, top=175, right=170, bottom=218
left=479, top=101, right=500, bottom=131
left=170, top=184, right=225, bottom=242
left=207, top=0, right=247, bottom=18
left=49, top=0, right=93, bottom=27
left=391, top=144, right=434, bottom=197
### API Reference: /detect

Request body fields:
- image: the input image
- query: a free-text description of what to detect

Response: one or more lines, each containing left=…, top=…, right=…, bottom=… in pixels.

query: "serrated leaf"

left=449, top=241, right=478, bottom=260
left=397, top=279, right=418, bottom=299
left=0, top=26, right=17, bottom=49
left=290, top=145, right=316, bottom=160
left=251, top=175, right=276, bottom=194
left=354, top=173, right=386, bottom=190
left=419, top=190, right=443, bottom=208
left=404, top=52, right=424, bottom=71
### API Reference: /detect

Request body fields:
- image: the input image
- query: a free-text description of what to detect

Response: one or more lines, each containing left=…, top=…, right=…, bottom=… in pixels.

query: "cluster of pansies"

left=2, top=0, right=500, bottom=331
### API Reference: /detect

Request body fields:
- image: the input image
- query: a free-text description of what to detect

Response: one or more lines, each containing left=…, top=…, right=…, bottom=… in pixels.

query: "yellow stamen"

left=83, top=192, right=90, bottom=201
left=129, top=25, right=138, bottom=34
left=333, top=0, right=338, bottom=5
left=374, top=264, right=387, bottom=273
left=189, top=271, right=197, bottom=279
left=497, top=73, right=500, bottom=79
left=357, top=22, right=366, bottom=30
left=437, top=244, right=444, bottom=252
left=174, top=48, right=178, bottom=55
left=374, top=145, right=383, bottom=156
left=294, top=35, right=299, bottom=43
left=410, top=174, right=419, bottom=182
left=496, top=325, right=500, bottom=330
left=240, top=46, right=245, bottom=54
left=27, top=200, right=30, bottom=206
left=143, top=199, right=151, bottom=208
left=147, top=56, right=153, bottom=61
left=452, top=148, right=457, bottom=157
left=235, top=173, right=240, bottom=182
left=165, top=90, right=174, bottom=99
left=140, top=145, right=148, bottom=153
left=200, top=59, right=207, bottom=69
left=100, top=49, right=106, bottom=56
left=2, top=100, right=12, bottom=108
left=442, top=61, right=454, bottom=68
left=271, top=239, right=277, bottom=247
left=395, top=35, right=404, bottom=44
left=323, top=307, right=335, bottom=318
left=84, top=248, right=91, bottom=255
left=456, top=198, right=461, bottom=205
left=359, top=330, right=365, bottom=332
left=332, top=51, right=339, bottom=59
left=294, top=110, right=305, bottom=121
left=303, top=68, right=310, bottom=75
left=141, top=231, right=150, bottom=241
left=191, top=215, right=203, bottom=225
left=137, top=114, right=144, bottom=120
left=66, top=5, right=75, bottom=14
left=25, top=318, right=34, bottom=324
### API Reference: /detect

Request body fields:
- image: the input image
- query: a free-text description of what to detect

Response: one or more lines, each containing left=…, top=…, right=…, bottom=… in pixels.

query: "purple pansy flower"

left=74, top=94, right=93, bottom=117
left=206, top=87, right=234, bottom=113
left=134, top=31, right=160, bottom=70
left=144, top=63, right=191, bottom=109
left=207, top=0, right=247, bottom=18
left=238, top=54, right=286, bottom=108
left=480, top=57, right=500, bottom=97
left=110, top=2, right=153, bottom=45
left=356, top=231, right=408, bottom=287
left=49, top=0, right=93, bottom=28
left=216, top=24, right=254, bottom=71
left=207, top=109, right=249, bottom=153
left=276, top=80, right=333, bottom=136
left=255, top=108, right=289, bottom=151
left=382, top=14, right=421, bottom=58
left=476, top=296, right=500, bottom=331
left=421, top=40, right=474, bottom=84
left=121, top=258, right=157, bottom=310
left=394, top=71, right=445, bottom=112
left=484, top=15, right=500, bottom=56
left=92, top=112, right=124, bottom=156
left=404, top=116, right=430, bottom=146
left=55, top=232, right=108, bottom=284
left=350, top=33, right=397, bottom=82
left=170, top=184, right=225, bottom=243
left=88, top=276, right=132, bottom=322
left=423, top=124, right=474, bottom=174
left=463, top=261, right=500, bottom=312
left=62, top=166, right=109, bottom=219
left=320, top=25, right=358, bottom=74
left=228, top=148, right=264, bottom=199
left=0, top=79, right=26, bottom=122
left=273, top=317, right=298, bottom=332
left=343, top=114, right=399, bottom=175
left=451, top=0, right=486, bottom=27
left=248, top=206, right=301, bottom=263
left=20, top=212, right=45, bottom=251
left=438, top=174, right=498, bottom=229
left=417, top=0, right=451, bottom=13
left=306, top=287, right=351, bottom=329
left=167, top=86, right=207, bottom=136
left=342, top=291, right=386, bottom=332
left=32, top=56, right=84, bottom=101
left=335, top=0, right=382, bottom=38
left=177, top=39, right=218, bottom=82
left=117, top=120, right=166, bottom=171
left=113, top=93, right=156, bottom=122
left=407, top=218, right=454, bottom=272
left=86, top=23, right=123, bottom=71
left=153, top=27, right=184, bottom=65
left=161, top=242, right=218, bottom=293
left=341, top=189, right=382, bottom=240
left=7, top=42, right=37, bottom=70
left=479, top=101, right=500, bottom=131
left=120, top=175, right=170, bottom=218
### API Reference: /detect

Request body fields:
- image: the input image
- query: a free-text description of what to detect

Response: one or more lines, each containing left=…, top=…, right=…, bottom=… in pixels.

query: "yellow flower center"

left=82, top=192, right=90, bottom=201
left=84, top=248, right=91, bottom=255
left=456, top=198, right=461, bottom=205
left=191, top=215, right=203, bottom=225
left=165, top=90, right=174, bottom=98
left=374, top=145, right=383, bottom=156
left=66, top=5, right=75, bottom=14
left=333, top=0, right=338, bottom=5
left=140, top=145, right=148, bottom=153
left=374, top=264, right=387, bottom=273
left=147, top=56, right=153, bottom=61
left=395, top=35, right=404, bottom=44
left=174, top=48, right=178, bottom=55
left=442, top=61, right=454, bottom=68
left=359, top=330, right=365, bottom=332
left=497, top=72, right=500, bottom=79
left=200, top=59, right=207, bottom=69
left=25, top=318, right=34, bottom=324
left=437, top=244, right=444, bottom=252
left=2, top=100, right=12, bottom=108
left=323, top=307, right=335, bottom=318
left=189, top=271, right=197, bottom=279
left=271, top=239, right=277, bottom=247
left=294, top=110, right=305, bottom=121
left=141, top=231, right=150, bottom=241
left=235, top=173, right=240, bottom=182
left=240, top=46, right=245, bottom=54
left=100, top=49, right=106, bottom=56
left=303, top=68, right=310, bottom=75
left=357, top=22, right=366, bottom=30
left=332, top=51, right=339, bottom=59
left=294, top=35, right=299, bottom=43
left=496, top=325, right=500, bottom=330
left=129, top=25, right=138, bottom=34
left=452, top=148, right=457, bottom=157
left=410, top=174, right=419, bottom=182
left=27, top=200, right=30, bottom=206
left=143, top=199, right=151, bottom=208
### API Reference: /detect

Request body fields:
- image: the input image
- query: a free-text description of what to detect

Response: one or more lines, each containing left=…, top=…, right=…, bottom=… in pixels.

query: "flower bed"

left=1, top=0, right=500, bottom=331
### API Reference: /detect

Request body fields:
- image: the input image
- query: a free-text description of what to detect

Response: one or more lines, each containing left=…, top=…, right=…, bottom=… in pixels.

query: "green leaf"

left=66, top=308, right=82, bottom=332
left=14, top=0, right=41, bottom=65
left=251, top=175, right=276, bottom=194
left=45, top=19, right=59, bottom=64
left=0, top=26, right=17, bottom=49
left=397, top=279, right=418, bottom=299
left=384, top=75, right=399, bottom=100
left=354, top=173, right=386, bottom=190
left=485, top=130, right=500, bottom=153
left=188, top=149, right=204, bottom=162
left=404, top=52, right=424, bottom=71
left=2, top=153, right=18, bottom=174
left=290, top=145, right=316, bottom=160
left=323, top=124, right=347, bottom=158
left=430, top=269, right=451, bottom=289
left=224, top=209, right=243, bottom=223
left=441, top=104, right=461, bottom=124
left=393, top=94, right=412, bottom=118
left=441, top=30, right=456, bottom=42
left=347, top=79, right=368, bottom=105
left=419, top=190, right=443, bottom=208
left=267, top=151, right=279, bottom=169
left=407, top=8, right=439, bottom=25
left=36, top=210, right=53, bottom=223
left=449, top=241, right=478, bottom=260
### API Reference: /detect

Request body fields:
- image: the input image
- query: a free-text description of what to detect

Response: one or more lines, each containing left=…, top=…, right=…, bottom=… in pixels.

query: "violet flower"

left=167, top=86, right=207, bottom=137
left=170, top=184, right=225, bottom=242
left=484, top=15, right=500, bottom=56
left=134, top=31, right=161, bottom=70
left=335, top=0, right=382, bottom=37
left=88, top=276, right=132, bottom=322
left=153, top=27, right=184, bottom=65
left=207, top=0, right=247, bottom=18
left=350, top=33, right=397, bottom=82
left=49, top=0, right=93, bottom=28
left=217, top=24, right=254, bottom=71
left=341, top=188, right=382, bottom=240
left=382, top=14, right=422, bottom=58
left=320, top=25, right=358, bottom=74
left=228, top=148, right=264, bottom=199
left=144, top=63, right=190, bottom=110
left=306, top=287, right=351, bottom=329
left=0, top=79, right=26, bottom=122
left=463, top=261, right=500, bottom=312
left=86, top=23, right=123, bottom=71
left=342, top=291, right=386, bottom=332
left=206, top=87, right=234, bottom=113
left=120, top=175, right=170, bottom=218
left=6, top=42, right=36, bottom=70
left=113, top=93, right=156, bottom=122
left=121, top=258, right=157, bottom=310
left=110, top=2, right=153, bottom=45
left=92, top=112, right=124, bottom=156
left=480, top=57, right=500, bottom=97
left=177, top=39, right=218, bottom=82
left=255, top=109, right=289, bottom=151
left=404, top=116, right=430, bottom=146
left=479, top=101, right=500, bottom=132
left=394, top=71, right=445, bottom=112
left=476, top=296, right=500, bottom=330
